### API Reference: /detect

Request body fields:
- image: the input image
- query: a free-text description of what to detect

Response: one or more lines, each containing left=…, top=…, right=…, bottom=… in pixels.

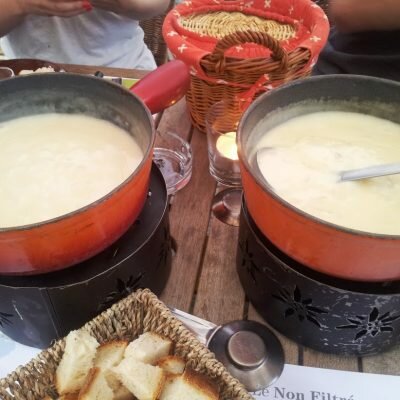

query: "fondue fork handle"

left=129, top=60, right=190, bottom=115
left=340, top=163, right=400, bottom=182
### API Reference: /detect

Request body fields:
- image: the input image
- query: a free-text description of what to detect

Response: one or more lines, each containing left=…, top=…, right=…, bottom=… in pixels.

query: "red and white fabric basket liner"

left=163, top=0, right=330, bottom=88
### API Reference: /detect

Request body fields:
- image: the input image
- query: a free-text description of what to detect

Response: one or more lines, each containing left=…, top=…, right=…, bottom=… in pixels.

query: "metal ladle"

left=339, top=163, right=400, bottom=182
left=256, top=148, right=400, bottom=183
left=170, top=308, right=285, bottom=392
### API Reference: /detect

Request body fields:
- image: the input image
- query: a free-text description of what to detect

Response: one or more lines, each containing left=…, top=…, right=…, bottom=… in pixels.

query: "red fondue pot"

left=0, top=60, right=190, bottom=275
left=238, top=75, right=400, bottom=282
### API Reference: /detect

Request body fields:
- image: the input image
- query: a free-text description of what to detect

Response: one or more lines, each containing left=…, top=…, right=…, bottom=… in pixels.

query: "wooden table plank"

left=302, top=348, right=359, bottom=372
left=160, top=128, right=216, bottom=312
left=0, top=60, right=148, bottom=79
left=362, top=346, right=400, bottom=375
left=155, top=98, right=192, bottom=142
left=193, top=215, right=245, bottom=325
left=59, top=63, right=148, bottom=79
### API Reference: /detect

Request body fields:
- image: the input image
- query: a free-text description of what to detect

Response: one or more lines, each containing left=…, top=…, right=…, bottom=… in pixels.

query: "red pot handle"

left=129, top=60, right=190, bottom=114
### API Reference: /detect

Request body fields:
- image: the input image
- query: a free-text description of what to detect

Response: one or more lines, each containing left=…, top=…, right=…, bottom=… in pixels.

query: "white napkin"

left=0, top=331, right=40, bottom=378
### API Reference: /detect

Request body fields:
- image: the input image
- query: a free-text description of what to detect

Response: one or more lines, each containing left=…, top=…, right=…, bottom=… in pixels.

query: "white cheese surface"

left=256, top=111, right=400, bottom=234
left=0, top=113, right=143, bottom=227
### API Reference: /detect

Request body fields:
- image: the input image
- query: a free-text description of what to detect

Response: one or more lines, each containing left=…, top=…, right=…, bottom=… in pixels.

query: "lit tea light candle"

left=216, top=131, right=238, bottom=161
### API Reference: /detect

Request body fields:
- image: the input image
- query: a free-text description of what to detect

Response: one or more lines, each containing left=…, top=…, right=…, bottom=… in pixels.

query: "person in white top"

left=0, top=0, right=170, bottom=69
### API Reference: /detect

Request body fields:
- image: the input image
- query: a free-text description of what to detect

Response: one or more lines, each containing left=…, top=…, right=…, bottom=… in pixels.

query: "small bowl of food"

left=0, top=58, right=62, bottom=75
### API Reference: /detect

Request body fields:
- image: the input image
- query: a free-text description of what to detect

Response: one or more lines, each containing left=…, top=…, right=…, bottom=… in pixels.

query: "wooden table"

left=51, top=64, right=400, bottom=380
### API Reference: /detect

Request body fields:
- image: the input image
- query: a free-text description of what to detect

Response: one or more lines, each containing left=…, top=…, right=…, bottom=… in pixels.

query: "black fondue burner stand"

left=0, top=165, right=172, bottom=349
left=237, top=201, right=400, bottom=356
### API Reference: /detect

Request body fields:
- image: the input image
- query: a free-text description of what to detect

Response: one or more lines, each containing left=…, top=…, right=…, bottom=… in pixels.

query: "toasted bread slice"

left=94, top=340, right=128, bottom=370
left=159, top=368, right=219, bottom=400
left=156, top=355, right=186, bottom=375
left=93, top=340, right=134, bottom=399
left=124, top=332, right=172, bottom=365
left=104, top=369, right=135, bottom=400
left=111, top=358, right=165, bottom=400
left=78, top=368, right=113, bottom=400
left=56, top=330, right=99, bottom=395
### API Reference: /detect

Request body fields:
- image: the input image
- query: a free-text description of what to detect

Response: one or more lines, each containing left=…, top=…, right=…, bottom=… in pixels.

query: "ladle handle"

left=340, top=163, right=400, bottom=182
left=169, top=307, right=217, bottom=345
left=129, top=60, right=190, bottom=115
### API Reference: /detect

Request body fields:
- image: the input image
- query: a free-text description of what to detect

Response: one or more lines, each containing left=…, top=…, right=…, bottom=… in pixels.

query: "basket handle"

left=210, top=30, right=288, bottom=74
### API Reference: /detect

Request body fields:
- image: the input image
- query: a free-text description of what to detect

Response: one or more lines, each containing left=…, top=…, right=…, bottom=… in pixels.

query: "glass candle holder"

left=153, top=130, right=192, bottom=196
left=206, top=100, right=243, bottom=226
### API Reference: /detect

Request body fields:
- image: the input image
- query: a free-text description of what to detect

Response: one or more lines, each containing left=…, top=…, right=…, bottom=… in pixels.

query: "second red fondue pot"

left=0, top=61, right=190, bottom=275
left=237, top=75, right=400, bottom=282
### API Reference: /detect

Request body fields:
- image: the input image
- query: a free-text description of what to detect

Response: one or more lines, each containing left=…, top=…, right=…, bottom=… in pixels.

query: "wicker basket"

left=0, top=289, right=252, bottom=400
left=140, top=0, right=175, bottom=66
left=163, top=0, right=330, bottom=131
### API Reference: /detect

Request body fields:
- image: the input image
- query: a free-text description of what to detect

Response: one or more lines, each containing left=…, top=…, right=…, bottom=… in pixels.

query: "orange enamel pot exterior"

left=237, top=75, right=400, bottom=282
left=0, top=61, right=190, bottom=275
left=0, top=74, right=156, bottom=275
left=240, top=163, right=400, bottom=282
left=0, top=155, right=152, bottom=275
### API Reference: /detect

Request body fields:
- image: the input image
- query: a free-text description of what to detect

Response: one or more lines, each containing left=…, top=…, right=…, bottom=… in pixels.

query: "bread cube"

left=124, top=332, right=172, bottom=365
left=78, top=368, right=113, bottom=400
left=56, top=330, right=99, bottom=395
left=94, top=341, right=128, bottom=370
left=112, top=358, right=165, bottom=400
left=160, top=368, right=219, bottom=400
left=157, top=355, right=186, bottom=375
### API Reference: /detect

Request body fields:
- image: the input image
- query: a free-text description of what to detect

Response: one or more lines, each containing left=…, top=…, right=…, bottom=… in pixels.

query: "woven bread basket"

left=163, top=0, right=330, bottom=132
left=0, top=289, right=252, bottom=400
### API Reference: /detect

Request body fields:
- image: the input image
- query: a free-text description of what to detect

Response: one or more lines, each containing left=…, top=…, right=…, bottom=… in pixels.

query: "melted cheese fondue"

left=0, top=114, right=144, bottom=228
left=256, top=111, right=400, bottom=235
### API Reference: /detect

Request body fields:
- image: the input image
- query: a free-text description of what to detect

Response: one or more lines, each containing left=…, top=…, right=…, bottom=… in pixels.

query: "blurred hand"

left=90, top=0, right=169, bottom=19
left=90, top=0, right=130, bottom=14
left=17, top=0, right=91, bottom=17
